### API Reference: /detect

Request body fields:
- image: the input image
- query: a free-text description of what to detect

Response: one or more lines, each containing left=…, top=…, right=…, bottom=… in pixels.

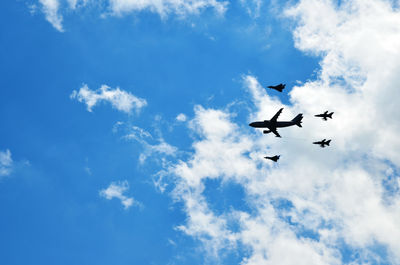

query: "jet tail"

left=326, top=140, right=331, bottom=146
left=328, top=112, right=334, bottom=119
left=292, top=114, right=303, bottom=127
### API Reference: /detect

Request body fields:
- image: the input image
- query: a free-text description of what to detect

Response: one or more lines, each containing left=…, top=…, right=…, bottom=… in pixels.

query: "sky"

left=1, top=0, right=400, bottom=264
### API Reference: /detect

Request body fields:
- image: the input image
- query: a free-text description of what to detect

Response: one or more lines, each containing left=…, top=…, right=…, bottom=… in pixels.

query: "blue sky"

left=1, top=0, right=400, bottom=264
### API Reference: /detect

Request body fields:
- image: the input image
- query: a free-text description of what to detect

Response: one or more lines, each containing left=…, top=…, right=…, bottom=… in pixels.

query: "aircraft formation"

left=250, top=83, right=334, bottom=162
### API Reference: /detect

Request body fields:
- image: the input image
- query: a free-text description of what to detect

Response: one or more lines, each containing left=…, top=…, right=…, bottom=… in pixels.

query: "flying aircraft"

left=315, top=111, right=334, bottom=121
left=249, top=108, right=303, bottom=137
left=264, top=155, right=280, bottom=162
left=313, top=139, right=331, bottom=148
left=267, top=83, right=285, bottom=92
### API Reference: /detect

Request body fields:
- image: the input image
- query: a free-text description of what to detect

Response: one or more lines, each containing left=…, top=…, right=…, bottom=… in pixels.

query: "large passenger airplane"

left=249, top=108, right=303, bottom=138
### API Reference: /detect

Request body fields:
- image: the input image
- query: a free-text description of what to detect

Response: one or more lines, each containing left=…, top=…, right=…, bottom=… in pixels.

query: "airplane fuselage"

left=249, top=121, right=295, bottom=128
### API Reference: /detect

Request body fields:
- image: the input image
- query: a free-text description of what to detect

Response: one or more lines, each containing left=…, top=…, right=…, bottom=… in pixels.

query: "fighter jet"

left=267, top=83, right=285, bottom=92
left=315, top=111, right=334, bottom=121
left=249, top=108, right=303, bottom=138
left=313, top=139, right=331, bottom=148
left=264, top=155, right=280, bottom=162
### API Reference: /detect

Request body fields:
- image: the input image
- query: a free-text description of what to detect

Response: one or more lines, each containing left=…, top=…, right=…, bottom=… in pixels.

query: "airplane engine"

left=263, top=130, right=271, bottom=134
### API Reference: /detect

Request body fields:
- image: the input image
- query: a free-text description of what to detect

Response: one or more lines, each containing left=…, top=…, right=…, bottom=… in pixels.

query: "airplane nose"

left=249, top=122, right=254, bottom=127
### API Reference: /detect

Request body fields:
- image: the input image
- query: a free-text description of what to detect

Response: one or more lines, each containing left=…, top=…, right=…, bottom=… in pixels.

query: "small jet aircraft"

left=264, top=155, right=280, bottom=162
left=267, top=83, right=285, bottom=92
left=249, top=108, right=303, bottom=138
left=313, top=139, right=331, bottom=148
left=315, top=111, right=334, bottom=121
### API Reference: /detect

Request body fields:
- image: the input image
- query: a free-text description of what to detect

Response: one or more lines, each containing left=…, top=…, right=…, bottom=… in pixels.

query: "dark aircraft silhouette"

left=267, top=83, right=285, bottom=92
left=249, top=108, right=303, bottom=137
left=315, top=111, right=334, bottom=121
left=264, top=155, right=280, bottom=162
left=313, top=139, right=331, bottom=148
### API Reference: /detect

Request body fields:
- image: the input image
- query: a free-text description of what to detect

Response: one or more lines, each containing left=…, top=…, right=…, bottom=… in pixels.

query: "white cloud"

left=285, top=0, right=400, bottom=166
left=108, top=0, right=227, bottom=17
left=34, top=0, right=227, bottom=31
left=123, top=125, right=153, bottom=140
left=99, top=180, right=140, bottom=209
left=139, top=140, right=177, bottom=163
left=67, top=0, right=78, bottom=9
left=156, top=1, right=400, bottom=263
left=70, top=84, right=147, bottom=114
left=39, top=0, right=64, bottom=32
left=176, top=113, right=187, bottom=122
left=239, top=0, right=262, bottom=18
left=84, top=166, right=92, bottom=175
left=66, top=0, right=89, bottom=9
left=120, top=124, right=178, bottom=164
left=0, top=149, right=13, bottom=177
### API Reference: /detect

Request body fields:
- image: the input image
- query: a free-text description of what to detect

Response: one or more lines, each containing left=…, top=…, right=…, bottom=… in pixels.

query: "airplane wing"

left=270, top=108, right=283, bottom=123
left=271, top=128, right=281, bottom=138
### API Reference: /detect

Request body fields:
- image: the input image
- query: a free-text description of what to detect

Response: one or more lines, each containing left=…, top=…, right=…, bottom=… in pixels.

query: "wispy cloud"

left=99, top=181, right=141, bottom=209
left=34, top=0, right=227, bottom=31
left=0, top=149, right=13, bottom=177
left=119, top=124, right=178, bottom=164
left=239, top=0, right=262, bottom=18
left=176, top=113, right=187, bottom=122
left=139, top=140, right=178, bottom=164
left=70, top=84, right=147, bottom=114
left=38, top=0, right=64, bottom=32
left=123, top=125, right=153, bottom=141
left=108, top=0, right=227, bottom=17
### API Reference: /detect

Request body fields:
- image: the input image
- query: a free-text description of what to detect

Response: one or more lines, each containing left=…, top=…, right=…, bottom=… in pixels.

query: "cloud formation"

left=35, top=0, right=227, bottom=31
left=157, top=0, right=400, bottom=263
left=108, top=0, right=227, bottom=17
left=0, top=149, right=13, bottom=177
left=38, top=0, right=64, bottom=32
left=70, top=84, right=147, bottom=114
left=176, top=113, right=187, bottom=122
left=99, top=180, right=139, bottom=209
left=120, top=124, right=178, bottom=164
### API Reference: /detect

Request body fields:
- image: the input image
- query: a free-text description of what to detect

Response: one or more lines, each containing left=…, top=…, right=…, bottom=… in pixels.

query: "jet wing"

left=270, top=108, right=283, bottom=123
left=271, top=128, right=281, bottom=138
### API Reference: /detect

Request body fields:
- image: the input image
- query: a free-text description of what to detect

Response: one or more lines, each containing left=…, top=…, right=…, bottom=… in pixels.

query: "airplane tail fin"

left=328, top=112, right=334, bottom=119
left=292, top=114, right=303, bottom=127
left=326, top=140, right=331, bottom=146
